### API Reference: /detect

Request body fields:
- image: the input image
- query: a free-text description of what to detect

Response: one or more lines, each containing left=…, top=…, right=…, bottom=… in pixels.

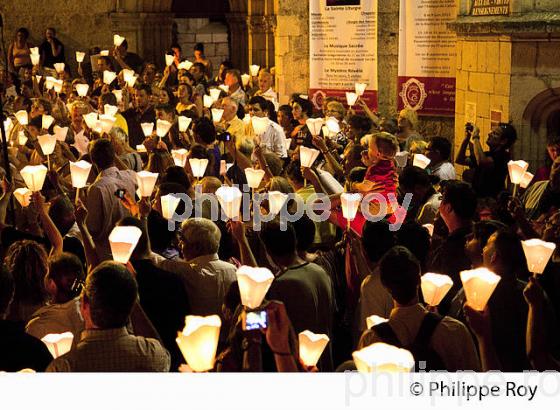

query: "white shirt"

left=430, top=161, right=456, bottom=181
left=260, top=121, right=288, bottom=157
left=256, top=87, right=279, bottom=111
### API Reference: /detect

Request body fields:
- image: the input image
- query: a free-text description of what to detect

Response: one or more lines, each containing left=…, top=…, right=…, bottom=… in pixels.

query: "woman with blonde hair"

left=397, top=108, right=424, bottom=151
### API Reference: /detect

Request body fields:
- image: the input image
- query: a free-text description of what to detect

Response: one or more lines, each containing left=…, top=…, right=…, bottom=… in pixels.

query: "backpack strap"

left=372, top=322, right=402, bottom=348
left=413, top=312, right=443, bottom=348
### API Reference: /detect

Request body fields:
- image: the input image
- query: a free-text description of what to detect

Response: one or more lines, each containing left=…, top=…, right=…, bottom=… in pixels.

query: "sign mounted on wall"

left=471, top=0, right=510, bottom=16
left=397, top=0, right=457, bottom=116
left=309, top=0, right=378, bottom=111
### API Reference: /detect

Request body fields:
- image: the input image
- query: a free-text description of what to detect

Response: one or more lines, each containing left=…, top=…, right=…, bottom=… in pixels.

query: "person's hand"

left=301, top=166, right=317, bottom=183
left=125, top=261, right=137, bottom=277
left=507, top=197, right=525, bottom=221
left=524, top=276, right=545, bottom=308
left=75, top=199, right=88, bottom=227
left=31, top=191, right=48, bottom=215
left=227, top=219, right=245, bottom=241
left=264, top=301, right=293, bottom=355
left=353, top=179, right=384, bottom=194
left=138, top=197, right=151, bottom=219
left=156, top=139, right=169, bottom=152
left=312, top=135, right=328, bottom=153
left=120, top=192, right=139, bottom=216
left=472, top=124, right=480, bottom=140
left=463, top=304, right=492, bottom=340
left=254, top=144, right=266, bottom=163
left=143, top=135, right=158, bottom=152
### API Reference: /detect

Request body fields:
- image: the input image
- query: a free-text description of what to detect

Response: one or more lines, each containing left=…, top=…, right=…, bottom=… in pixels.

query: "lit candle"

left=355, top=83, right=367, bottom=97
left=460, top=267, right=501, bottom=311
left=203, top=95, right=213, bottom=108
left=341, top=193, right=362, bottom=222
left=136, top=171, right=159, bottom=198
left=113, top=34, right=125, bottom=47
left=38, top=134, right=56, bottom=155
left=211, top=108, right=224, bottom=123
left=83, top=113, right=99, bottom=130
left=299, top=330, right=330, bottom=367
left=156, top=119, right=172, bottom=138
left=165, top=54, right=175, bottom=67
left=268, top=191, right=289, bottom=216
left=241, top=73, right=250, bottom=87
left=69, top=160, right=93, bottom=188
left=413, top=154, right=431, bottom=169
left=75, top=51, right=85, bottom=63
left=103, top=70, right=117, bottom=85
left=189, top=158, right=209, bottom=178
left=299, top=146, right=320, bottom=168
left=171, top=149, right=189, bottom=167
left=508, top=160, right=529, bottom=185
left=104, top=104, right=118, bottom=117
left=366, top=315, right=388, bottom=329
left=161, top=194, right=182, bottom=220
left=15, top=110, right=29, bottom=126
left=41, top=332, right=74, bottom=358
left=244, top=168, right=265, bottom=189
left=521, top=239, right=556, bottom=275
left=236, top=265, right=275, bottom=309
left=53, top=63, right=65, bottom=73
left=352, top=343, right=415, bottom=373
left=41, top=114, right=55, bottom=130
left=520, top=172, right=534, bottom=189
left=325, top=117, right=340, bottom=135
left=176, top=315, right=221, bottom=372
left=99, top=114, right=116, bottom=134
left=140, top=122, right=154, bottom=137
left=13, top=187, right=32, bottom=207
left=108, top=225, right=143, bottom=264
left=113, top=89, right=123, bottom=103
left=421, top=272, right=454, bottom=306
left=305, top=118, right=324, bottom=137
left=249, top=65, right=260, bottom=76
left=209, top=88, right=221, bottom=102
left=251, top=116, right=270, bottom=136
left=346, top=92, right=358, bottom=107
left=20, top=165, right=48, bottom=192
left=215, top=186, right=243, bottom=220
left=75, top=83, right=89, bottom=97
left=178, top=116, right=192, bottom=133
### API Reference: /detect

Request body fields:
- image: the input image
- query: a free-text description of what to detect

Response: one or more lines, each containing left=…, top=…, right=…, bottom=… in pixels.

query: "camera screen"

left=245, top=311, right=268, bottom=330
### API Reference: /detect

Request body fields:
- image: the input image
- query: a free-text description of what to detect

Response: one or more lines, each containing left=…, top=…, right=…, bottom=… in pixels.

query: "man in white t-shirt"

left=246, top=96, right=287, bottom=158
left=426, top=136, right=456, bottom=181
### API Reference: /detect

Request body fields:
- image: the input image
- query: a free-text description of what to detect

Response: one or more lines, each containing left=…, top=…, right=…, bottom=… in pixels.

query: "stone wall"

left=175, top=18, right=229, bottom=78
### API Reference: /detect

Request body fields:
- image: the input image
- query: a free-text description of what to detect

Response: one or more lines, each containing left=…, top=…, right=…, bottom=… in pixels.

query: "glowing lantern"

left=100, top=50, right=109, bottom=56
left=355, top=83, right=367, bottom=97
left=113, top=34, right=125, bottom=46
left=236, top=266, right=274, bottom=309
left=161, top=194, right=182, bottom=220
left=366, top=315, right=388, bottom=329
left=219, top=84, right=229, bottom=94
left=113, top=89, right=123, bottom=103
left=136, top=144, right=147, bottom=153
left=284, top=138, right=292, bottom=151
left=13, top=188, right=32, bottom=207
left=41, top=332, right=74, bottom=358
left=178, top=60, right=193, bottom=70
left=460, top=267, right=501, bottom=311
left=38, top=134, right=56, bottom=155
left=395, top=151, right=409, bottom=168
left=30, top=47, right=39, bottom=55
left=520, top=172, right=534, bottom=189
left=75, top=83, right=89, bottom=97
left=41, top=114, right=54, bottom=130
left=31, top=53, right=40, bottom=66
left=178, top=116, right=192, bottom=132
left=99, top=114, right=116, bottom=134
left=18, top=131, right=28, bottom=146
left=141, top=122, right=154, bottom=137
left=75, top=51, right=85, bottom=63
left=325, top=117, right=340, bottom=134
left=268, top=191, right=289, bottom=216
left=305, top=118, right=324, bottom=137
left=156, top=119, right=172, bottom=138
left=176, top=315, right=221, bottom=372
left=104, top=104, right=118, bottom=117
left=103, top=71, right=117, bottom=85
left=243, top=114, right=251, bottom=125
left=53, top=79, right=63, bottom=94
left=165, top=54, right=174, bottom=66
left=45, top=77, right=56, bottom=90
left=251, top=117, right=270, bottom=136
left=211, top=108, right=224, bottom=123
left=299, top=330, right=330, bottom=367
left=244, top=168, right=265, bottom=189
left=189, top=158, right=209, bottom=178
left=522, top=239, right=556, bottom=275
left=346, top=92, right=358, bottom=107
left=123, top=69, right=135, bottom=85
left=20, top=165, right=48, bottom=192
left=341, top=193, right=362, bottom=222
left=209, top=88, right=221, bottom=102
left=215, top=186, right=243, bottom=220
left=136, top=171, right=159, bottom=198
left=109, top=226, right=143, bottom=264
left=69, top=160, right=93, bottom=188
left=241, top=73, right=250, bottom=86
left=53, top=126, right=68, bottom=142
left=172, top=149, right=189, bottom=167
left=249, top=65, right=260, bottom=76
left=15, top=110, right=29, bottom=126
left=203, top=95, right=213, bottom=108
left=353, top=343, right=415, bottom=373
left=54, top=63, right=65, bottom=73
left=413, top=154, right=431, bottom=169
left=83, top=113, right=98, bottom=130
left=421, top=273, right=453, bottom=307
left=508, top=160, right=529, bottom=185
left=299, top=146, right=320, bottom=168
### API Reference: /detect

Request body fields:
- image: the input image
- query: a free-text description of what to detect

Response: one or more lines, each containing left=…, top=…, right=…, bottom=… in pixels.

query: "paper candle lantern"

left=299, top=330, right=330, bottom=367
left=325, top=117, right=340, bottom=134
left=140, top=122, right=154, bottom=137
left=3, top=117, right=13, bottom=135
left=203, top=95, right=214, bottom=108
left=122, top=68, right=135, bottom=83
left=113, top=89, right=123, bottom=103
left=413, top=154, right=431, bottom=169
left=54, top=63, right=65, bottom=73
left=178, top=60, right=193, bottom=70
left=520, top=172, right=534, bottom=189
left=245, top=168, right=265, bottom=189
left=251, top=116, right=270, bottom=136
left=15, top=110, right=29, bottom=126
left=41, top=114, right=55, bottom=130
left=341, top=193, right=362, bottom=221
left=99, top=114, right=116, bottom=134
left=211, top=108, right=224, bottom=123
left=136, top=171, right=159, bottom=198
left=321, top=126, right=332, bottom=139
left=35, top=75, right=42, bottom=83
left=249, top=65, right=260, bottom=76
left=156, top=119, right=172, bottom=138
left=104, top=104, right=118, bottom=117
left=13, top=188, right=32, bottom=207
left=70, top=160, right=93, bottom=188
left=109, top=225, right=143, bottom=264
left=236, top=266, right=274, bottom=309
left=522, top=239, right=556, bottom=275
left=243, top=114, right=251, bottom=125
left=20, top=165, right=48, bottom=192
left=100, top=50, right=109, bottom=56
left=38, top=134, right=56, bottom=155
left=161, top=194, right=182, bottom=220
left=31, top=53, right=40, bottom=66
left=83, top=112, right=98, bottom=130
left=421, top=273, right=453, bottom=306
left=284, top=138, right=292, bottom=151
left=460, top=267, right=501, bottom=311
left=75, top=83, right=89, bottom=97
left=268, top=191, right=289, bottom=216
left=45, top=76, right=56, bottom=90
left=353, top=343, right=415, bottom=373
left=216, top=186, right=243, bottom=220
left=508, top=160, right=529, bottom=185
left=176, top=315, right=221, bottom=372
left=103, top=70, right=117, bottom=85
left=41, top=332, right=74, bottom=358
left=306, top=118, right=324, bottom=137
left=189, top=158, right=209, bottom=178
left=113, top=34, right=125, bottom=46
left=136, top=144, right=147, bottom=153
left=209, top=88, right=221, bottom=102
left=53, top=79, right=63, bottom=94
left=18, top=131, right=28, bottom=146
left=172, top=149, right=189, bottom=167
left=422, top=223, right=434, bottom=237
left=395, top=151, right=409, bottom=168
left=30, top=47, right=39, bottom=55
left=241, top=73, right=250, bottom=86
left=366, top=315, right=388, bottom=329
left=346, top=92, right=358, bottom=107
left=178, top=116, right=192, bottom=132
left=219, top=84, right=229, bottom=94
left=76, top=51, right=85, bottom=63
left=300, top=146, right=320, bottom=168
left=165, top=54, right=175, bottom=66
left=355, top=83, right=367, bottom=97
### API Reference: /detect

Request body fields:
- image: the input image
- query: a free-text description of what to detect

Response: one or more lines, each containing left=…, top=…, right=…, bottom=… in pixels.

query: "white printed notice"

left=397, top=0, right=457, bottom=116
left=309, top=0, right=378, bottom=111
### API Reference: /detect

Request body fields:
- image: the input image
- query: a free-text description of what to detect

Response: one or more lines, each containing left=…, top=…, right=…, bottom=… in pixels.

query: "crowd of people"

left=1, top=25, right=560, bottom=373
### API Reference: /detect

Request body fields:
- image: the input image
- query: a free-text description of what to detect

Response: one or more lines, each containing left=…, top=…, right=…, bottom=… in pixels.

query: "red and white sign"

left=309, top=0, right=378, bottom=111
left=397, top=0, right=457, bottom=116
